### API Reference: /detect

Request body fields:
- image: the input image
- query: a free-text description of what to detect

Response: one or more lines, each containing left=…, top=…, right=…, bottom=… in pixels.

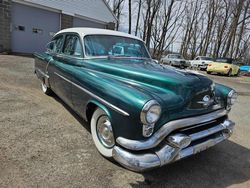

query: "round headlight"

left=141, top=100, right=161, bottom=125
left=227, top=90, right=237, bottom=108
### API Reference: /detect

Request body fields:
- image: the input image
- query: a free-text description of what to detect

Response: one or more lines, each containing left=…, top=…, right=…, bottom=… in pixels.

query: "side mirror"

left=46, top=41, right=55, bottom=53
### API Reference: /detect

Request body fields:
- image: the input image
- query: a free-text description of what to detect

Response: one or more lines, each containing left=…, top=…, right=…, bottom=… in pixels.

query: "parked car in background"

left=207, top=58, right=240, bottom=76
left=152, top=59, right=159, bottom=64
left=160, top=54, right=189, bottom=68
left=34, top=28, right=237, bottom=171
left=240, top=65, right=250, bottom=76
left=190, top=56, right=213, bottom=70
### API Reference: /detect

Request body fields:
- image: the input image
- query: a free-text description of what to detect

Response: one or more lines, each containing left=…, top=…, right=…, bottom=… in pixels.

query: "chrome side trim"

left=54, top=72, right=129, bottom=116
left=116, top=109, right=227, bottom=150
left=36, top=68, right=49, bottom=78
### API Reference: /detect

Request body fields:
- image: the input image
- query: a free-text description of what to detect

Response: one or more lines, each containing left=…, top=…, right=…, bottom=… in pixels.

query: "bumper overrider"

left=112, top=109, right=235, bottom=172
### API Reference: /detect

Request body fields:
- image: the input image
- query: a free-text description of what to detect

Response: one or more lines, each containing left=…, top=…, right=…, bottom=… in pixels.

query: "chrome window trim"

left=54, top=72, right=129, bottom=116
left=82, top=34, right=152, bottom=59
left=116, top=109, right=228, bottom=150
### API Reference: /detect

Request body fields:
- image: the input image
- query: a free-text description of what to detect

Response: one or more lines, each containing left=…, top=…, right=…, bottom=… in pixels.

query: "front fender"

left=214, top=83, right=233, bottom=106
left=72, top=67, right=153, bottom=140
left=85, top=100, right=112, bottom=120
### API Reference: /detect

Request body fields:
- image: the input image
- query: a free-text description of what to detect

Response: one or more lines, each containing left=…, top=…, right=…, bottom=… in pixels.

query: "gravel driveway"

left=0, top=55, right=250, bottom=188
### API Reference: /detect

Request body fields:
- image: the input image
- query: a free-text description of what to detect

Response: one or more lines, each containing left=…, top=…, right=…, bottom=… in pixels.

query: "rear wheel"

left=91, top=108, right=115, bottom=158
left=236, top=70, right=240, bottom=76
left=41, top=80, right=52, bottom=95
left=227, top=69, right=232, bottom=77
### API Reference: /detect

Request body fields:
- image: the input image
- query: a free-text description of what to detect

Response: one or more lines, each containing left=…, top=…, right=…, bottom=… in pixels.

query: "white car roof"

left=55, top=27, right=142, bottom=41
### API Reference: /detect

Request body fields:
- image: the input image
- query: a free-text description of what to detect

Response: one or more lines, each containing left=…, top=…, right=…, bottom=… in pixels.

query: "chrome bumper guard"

left=112, top=110, right=235, bottom=172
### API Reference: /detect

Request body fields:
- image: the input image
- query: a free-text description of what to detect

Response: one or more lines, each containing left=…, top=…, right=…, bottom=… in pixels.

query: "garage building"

left=0, top=0, right=117, bottom=53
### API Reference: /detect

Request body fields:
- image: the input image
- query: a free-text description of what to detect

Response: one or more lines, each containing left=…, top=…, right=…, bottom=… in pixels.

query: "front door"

left=49, top=34, right=84, bottom=108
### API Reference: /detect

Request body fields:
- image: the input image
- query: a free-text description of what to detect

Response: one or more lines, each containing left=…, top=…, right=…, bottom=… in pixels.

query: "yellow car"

left=207, top=58, right=240, bottom=76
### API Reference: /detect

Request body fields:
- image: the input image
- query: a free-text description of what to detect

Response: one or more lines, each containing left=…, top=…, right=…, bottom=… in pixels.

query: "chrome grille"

left=170, top=115, right=227, bottom=148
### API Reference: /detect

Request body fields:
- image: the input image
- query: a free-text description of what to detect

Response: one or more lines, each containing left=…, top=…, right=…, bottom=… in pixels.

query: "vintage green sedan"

left=34, top=28, right=237, bottom=172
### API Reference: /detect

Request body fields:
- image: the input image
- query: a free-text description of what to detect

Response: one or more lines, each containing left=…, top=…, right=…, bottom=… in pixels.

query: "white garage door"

left=73, top=17, right=105, bottom=29
left=11, top=3, right=60, bottom=53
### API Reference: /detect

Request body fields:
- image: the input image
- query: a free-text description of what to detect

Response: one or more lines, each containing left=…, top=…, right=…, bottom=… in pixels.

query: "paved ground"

left=0, top=55, right=250, bottom=188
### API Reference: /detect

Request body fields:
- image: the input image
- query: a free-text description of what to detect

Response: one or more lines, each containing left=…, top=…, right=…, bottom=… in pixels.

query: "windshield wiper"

left=107, top=55, right=150, bottom=60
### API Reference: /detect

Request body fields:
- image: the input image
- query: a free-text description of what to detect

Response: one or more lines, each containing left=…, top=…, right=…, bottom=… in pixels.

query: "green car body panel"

left=34, top=52, right=233, bottom=140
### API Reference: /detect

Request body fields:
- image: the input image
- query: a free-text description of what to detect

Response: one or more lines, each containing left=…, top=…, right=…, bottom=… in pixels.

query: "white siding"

left=20, top=0, right=116, bottom=23
left=73, top=17, right=105, bottom=28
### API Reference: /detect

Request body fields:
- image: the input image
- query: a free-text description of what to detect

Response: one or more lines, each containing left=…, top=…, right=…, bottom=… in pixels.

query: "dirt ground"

left=0, top=55, right=249, bottom=188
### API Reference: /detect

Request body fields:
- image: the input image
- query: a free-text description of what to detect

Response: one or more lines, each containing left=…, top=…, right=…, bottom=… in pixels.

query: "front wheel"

left=91, top=108, right=115, bottom=158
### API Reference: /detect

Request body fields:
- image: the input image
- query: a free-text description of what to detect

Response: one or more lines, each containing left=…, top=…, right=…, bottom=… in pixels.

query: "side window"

left=63, top=35, right=82, bottom=57
left=53, top=35, right=64, bottom=53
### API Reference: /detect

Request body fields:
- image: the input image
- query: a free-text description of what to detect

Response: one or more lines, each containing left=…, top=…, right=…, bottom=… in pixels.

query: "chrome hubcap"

left=96, top=116, right=114, bottom=148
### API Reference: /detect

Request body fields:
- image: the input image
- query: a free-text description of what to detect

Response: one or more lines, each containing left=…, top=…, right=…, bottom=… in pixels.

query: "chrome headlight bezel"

left=140, top=100, right=161, bottom=125
left=227, top=90, right=237, bottom=110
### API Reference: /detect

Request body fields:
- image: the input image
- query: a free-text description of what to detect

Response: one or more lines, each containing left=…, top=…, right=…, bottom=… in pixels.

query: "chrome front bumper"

left=112, top=110, right=235, bottom=172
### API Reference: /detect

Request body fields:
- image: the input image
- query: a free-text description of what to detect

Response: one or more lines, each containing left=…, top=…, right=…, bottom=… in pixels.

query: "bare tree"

left=106, top=0, right=250, bottom=61
left=152, top=0, right=185, bottom=58
left=180, top=0, right=202, bottom=58
left=143, top=0, right=162, bottom=49
left=223, top=0, right=245, bottom=57
left=200, top=0, right=219, bottom=56
left=212, top=0, right=232, bottom=58
left=135, top=0, right=142, bottom=36
left=234, top=0, right=250, bottom=58
left=107, top=0, right=125, bottom=30
left=128, top=0, right=132, bottom=34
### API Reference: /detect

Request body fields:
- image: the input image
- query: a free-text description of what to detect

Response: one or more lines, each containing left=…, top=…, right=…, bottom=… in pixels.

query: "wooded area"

left=106, top=0, right=250, bottom=63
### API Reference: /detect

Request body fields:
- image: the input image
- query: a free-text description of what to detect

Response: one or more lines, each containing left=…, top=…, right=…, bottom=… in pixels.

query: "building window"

left=15, top=25, right=25, bottom=31
left=33, top=28, right=43, bottom=34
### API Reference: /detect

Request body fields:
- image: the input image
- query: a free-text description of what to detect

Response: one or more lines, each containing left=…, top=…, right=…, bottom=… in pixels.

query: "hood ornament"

left=197, top=95, right=214, bottom=108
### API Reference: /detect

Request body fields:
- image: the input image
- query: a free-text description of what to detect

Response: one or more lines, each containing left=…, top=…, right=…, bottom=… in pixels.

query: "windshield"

left=84, top=35, right=150, bottom=59
left=168, top=54, right=182, bottom=59
left=215, top=58, right=232, bottom=64
left=200, top=57, right=213, bottom=61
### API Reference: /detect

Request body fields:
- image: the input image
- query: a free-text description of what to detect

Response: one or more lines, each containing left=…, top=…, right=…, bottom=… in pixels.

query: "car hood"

left=81, top=58, right=215, bottom=109
left=82, top=58, right=211, bottom=87
left=168, top=58, right=186, bottom=62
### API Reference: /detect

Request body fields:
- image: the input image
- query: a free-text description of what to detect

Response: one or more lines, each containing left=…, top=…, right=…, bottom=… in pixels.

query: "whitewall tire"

left=91, top=108, right=115, bottom=158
